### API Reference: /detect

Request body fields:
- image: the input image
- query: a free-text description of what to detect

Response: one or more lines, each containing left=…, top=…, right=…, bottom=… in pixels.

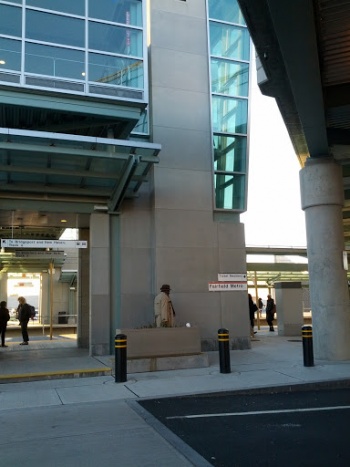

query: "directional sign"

left=218, top=273, right=247, bottom=282
left=1, top=239, right=87, bottom=249
left=15, top=251, right=66, bottom=258
left=209, top=282, right=247, bottom=291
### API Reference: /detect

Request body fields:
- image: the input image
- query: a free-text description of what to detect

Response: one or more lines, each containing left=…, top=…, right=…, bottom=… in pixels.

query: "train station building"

left=1, top=1, right=348, bottom=361
left=0, top=1, right=254, bottom=355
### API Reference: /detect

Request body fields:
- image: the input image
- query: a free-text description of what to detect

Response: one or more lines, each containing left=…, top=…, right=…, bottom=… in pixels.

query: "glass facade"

left=0, top=0, right=145, bottom=101
left=208, top=0, right=250, bottom=211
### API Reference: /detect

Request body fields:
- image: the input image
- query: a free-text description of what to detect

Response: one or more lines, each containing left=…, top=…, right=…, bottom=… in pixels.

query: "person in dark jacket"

left=248, top=294, right=258, bottom=336
left=17, top=296, right=31, bottom=345
left=0, top=300, right=10, bottom=347
left=266, top=294, right=275, bottom=332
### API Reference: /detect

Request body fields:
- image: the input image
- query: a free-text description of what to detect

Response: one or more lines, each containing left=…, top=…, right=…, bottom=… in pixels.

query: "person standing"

left=266, top=294, right=275, bottom=332
left=258, top=297, right=264, bottom=318
left=17, top=296, right=31, bottom=345
left=248, top=294, right=258, bottom=336
left=0, top=300, right=10, bottom=347
left=154, top=284, right=175, bottom=327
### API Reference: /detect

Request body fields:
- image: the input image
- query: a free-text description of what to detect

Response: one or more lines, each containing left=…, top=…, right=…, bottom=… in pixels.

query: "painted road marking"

left=166, top=405, right=350, bottom=420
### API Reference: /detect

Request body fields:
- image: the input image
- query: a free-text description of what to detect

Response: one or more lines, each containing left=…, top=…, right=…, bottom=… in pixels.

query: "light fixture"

left=82, top=72, right=86, bottom=76
left=60, top=219, right=67, bottom=223
left=93, top=205, right=108, bottom=211
left=0, top=60, right=5, bottom=65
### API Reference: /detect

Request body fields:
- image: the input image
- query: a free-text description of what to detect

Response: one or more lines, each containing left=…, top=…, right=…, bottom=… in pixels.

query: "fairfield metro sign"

left=208, top=273, right=247, bottom=291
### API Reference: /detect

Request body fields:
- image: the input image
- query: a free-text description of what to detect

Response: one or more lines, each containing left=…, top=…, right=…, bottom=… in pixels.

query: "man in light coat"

left=154, top=284, right=175, bottom=327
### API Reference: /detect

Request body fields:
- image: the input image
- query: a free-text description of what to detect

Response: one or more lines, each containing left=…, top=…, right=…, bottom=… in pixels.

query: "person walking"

left=154, top=284, right=175, bottom=327
left=266, top=294, right=275, bottom=331
left=17, top=296, right=31, bottom=345
left=0, top=300, right=10, bottom=347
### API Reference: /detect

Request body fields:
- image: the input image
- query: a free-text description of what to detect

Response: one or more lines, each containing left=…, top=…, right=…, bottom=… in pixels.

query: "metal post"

left=115, top=333, right=127, bottom=382
left=302, top=325, right=314, bottom=367
left=218, top=328, right=231, bottom=373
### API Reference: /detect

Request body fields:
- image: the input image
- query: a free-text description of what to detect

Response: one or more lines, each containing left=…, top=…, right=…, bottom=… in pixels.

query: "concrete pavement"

left=1, top=327, right=350, bottom=466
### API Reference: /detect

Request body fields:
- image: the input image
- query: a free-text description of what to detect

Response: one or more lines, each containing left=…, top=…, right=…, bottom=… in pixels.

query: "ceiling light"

left=61, top=219, right=67, bottom=223
left=0, top=60, right=5, bottom=65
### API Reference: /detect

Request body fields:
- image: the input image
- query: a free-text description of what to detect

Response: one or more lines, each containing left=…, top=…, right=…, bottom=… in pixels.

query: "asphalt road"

left=138, top=387, right=350, bottom=467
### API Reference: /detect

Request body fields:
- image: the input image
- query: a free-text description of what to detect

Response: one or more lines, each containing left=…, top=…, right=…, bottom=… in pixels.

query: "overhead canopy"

left=0, top=250, right=66, bottom=273
left=0, top=127, right=160, bottom=215
left=59, top=269, right=77, bottom=287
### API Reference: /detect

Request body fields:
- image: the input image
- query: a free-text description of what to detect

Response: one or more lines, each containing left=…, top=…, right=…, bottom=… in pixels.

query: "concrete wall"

left=118, top=0, right=250, bottom=350
left=275, top=282, right=303, bottom=336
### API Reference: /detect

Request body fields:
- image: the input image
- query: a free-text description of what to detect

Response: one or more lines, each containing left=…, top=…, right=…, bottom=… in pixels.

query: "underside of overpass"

left=238, top=0, right=350, bottom=360
left=238, top=0, right=350, bottom=245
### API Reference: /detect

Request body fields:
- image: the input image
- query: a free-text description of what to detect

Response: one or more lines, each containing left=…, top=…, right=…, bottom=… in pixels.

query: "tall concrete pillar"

left=300, top=157, right=350, bottom=360
left=274, top=282, right=303, bottom=336
left=41, top=272, right=50, bottom=325
left=78, top=228, right=89, bottom=349
left=89, top=212, right=111, bottom=356
left=0, top=272, right=8, bottom=302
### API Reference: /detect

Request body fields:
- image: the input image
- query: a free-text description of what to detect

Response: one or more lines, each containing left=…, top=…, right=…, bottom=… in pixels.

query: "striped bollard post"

left=218, top=328, right=231, bottom=374
left=115, top=333, right=127, bottom=382
left=302, top=325, right=314, bottom=367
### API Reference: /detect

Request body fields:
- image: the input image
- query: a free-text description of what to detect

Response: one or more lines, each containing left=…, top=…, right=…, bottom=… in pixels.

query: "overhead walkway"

left=246, top=245, right=309, bottom=285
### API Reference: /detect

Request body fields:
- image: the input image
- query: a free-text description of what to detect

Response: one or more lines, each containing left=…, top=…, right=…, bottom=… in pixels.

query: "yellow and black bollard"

left=115, top=333, right=127, bottom=382
left=218, top=328, right=231, bottom=373
left=302, top=325, right=314, bottom=367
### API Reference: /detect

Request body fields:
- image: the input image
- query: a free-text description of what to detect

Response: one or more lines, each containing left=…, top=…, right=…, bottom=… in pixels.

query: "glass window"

left=26, top=0, right=85, bottom=16
left=210, top=23, right=250, bottom=61
left=26, top=10, right=84, bottom=48
left=25, top=43, right=85, bottom=80
left=89, top=22, right=143, bottom=57
left=0, top=4, right=22, bottom=38
left=89, top=53, right=143, bottom=88
left=213, top=135, right=246, bottom=172
left=208, top=0, right=246, bottom=25
left=0, top=37, right=21, bottom=71
left=211, top=59, right=249, bottom=97
left=212, top=96, right=248, bottom=134
left=214, top=173, right=245, bottom=210
left=89, top=0, right=142, bottom=27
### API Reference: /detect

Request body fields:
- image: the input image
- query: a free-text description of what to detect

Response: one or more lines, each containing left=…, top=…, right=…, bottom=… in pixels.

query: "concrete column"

left=78, top=228, right=89, bottom=349
left=110, top=214, right=121, bottom=344
left=274, top=282, right=303, bottom=336
left=41, top=273, right=50, bottom=325
left=300, top=157, right=350, bottom=360
left=89, top=212, right=111, bottom=356
left=0, top=272, right=8, bottom=302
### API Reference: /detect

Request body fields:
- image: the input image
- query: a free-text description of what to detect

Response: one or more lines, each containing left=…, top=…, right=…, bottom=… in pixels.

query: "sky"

left=241, top=65, right=307, bottom=248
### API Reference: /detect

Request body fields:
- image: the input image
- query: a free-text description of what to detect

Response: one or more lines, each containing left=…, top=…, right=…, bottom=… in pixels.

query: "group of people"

left=248, top=294, right=276, bottom=335
left=0, top=296, right=32, bottom=348
left=154, top=284, right=277, bottom=338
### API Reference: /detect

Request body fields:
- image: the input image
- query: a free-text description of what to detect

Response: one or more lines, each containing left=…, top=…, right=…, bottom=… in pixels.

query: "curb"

left=0, top=367, right=112, bottom=384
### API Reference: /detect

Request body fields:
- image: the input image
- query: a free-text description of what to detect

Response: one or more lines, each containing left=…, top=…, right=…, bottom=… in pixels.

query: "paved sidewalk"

left=1, top=328, right=350, bottom=400
left=1, top=329, right=350, bottom=466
